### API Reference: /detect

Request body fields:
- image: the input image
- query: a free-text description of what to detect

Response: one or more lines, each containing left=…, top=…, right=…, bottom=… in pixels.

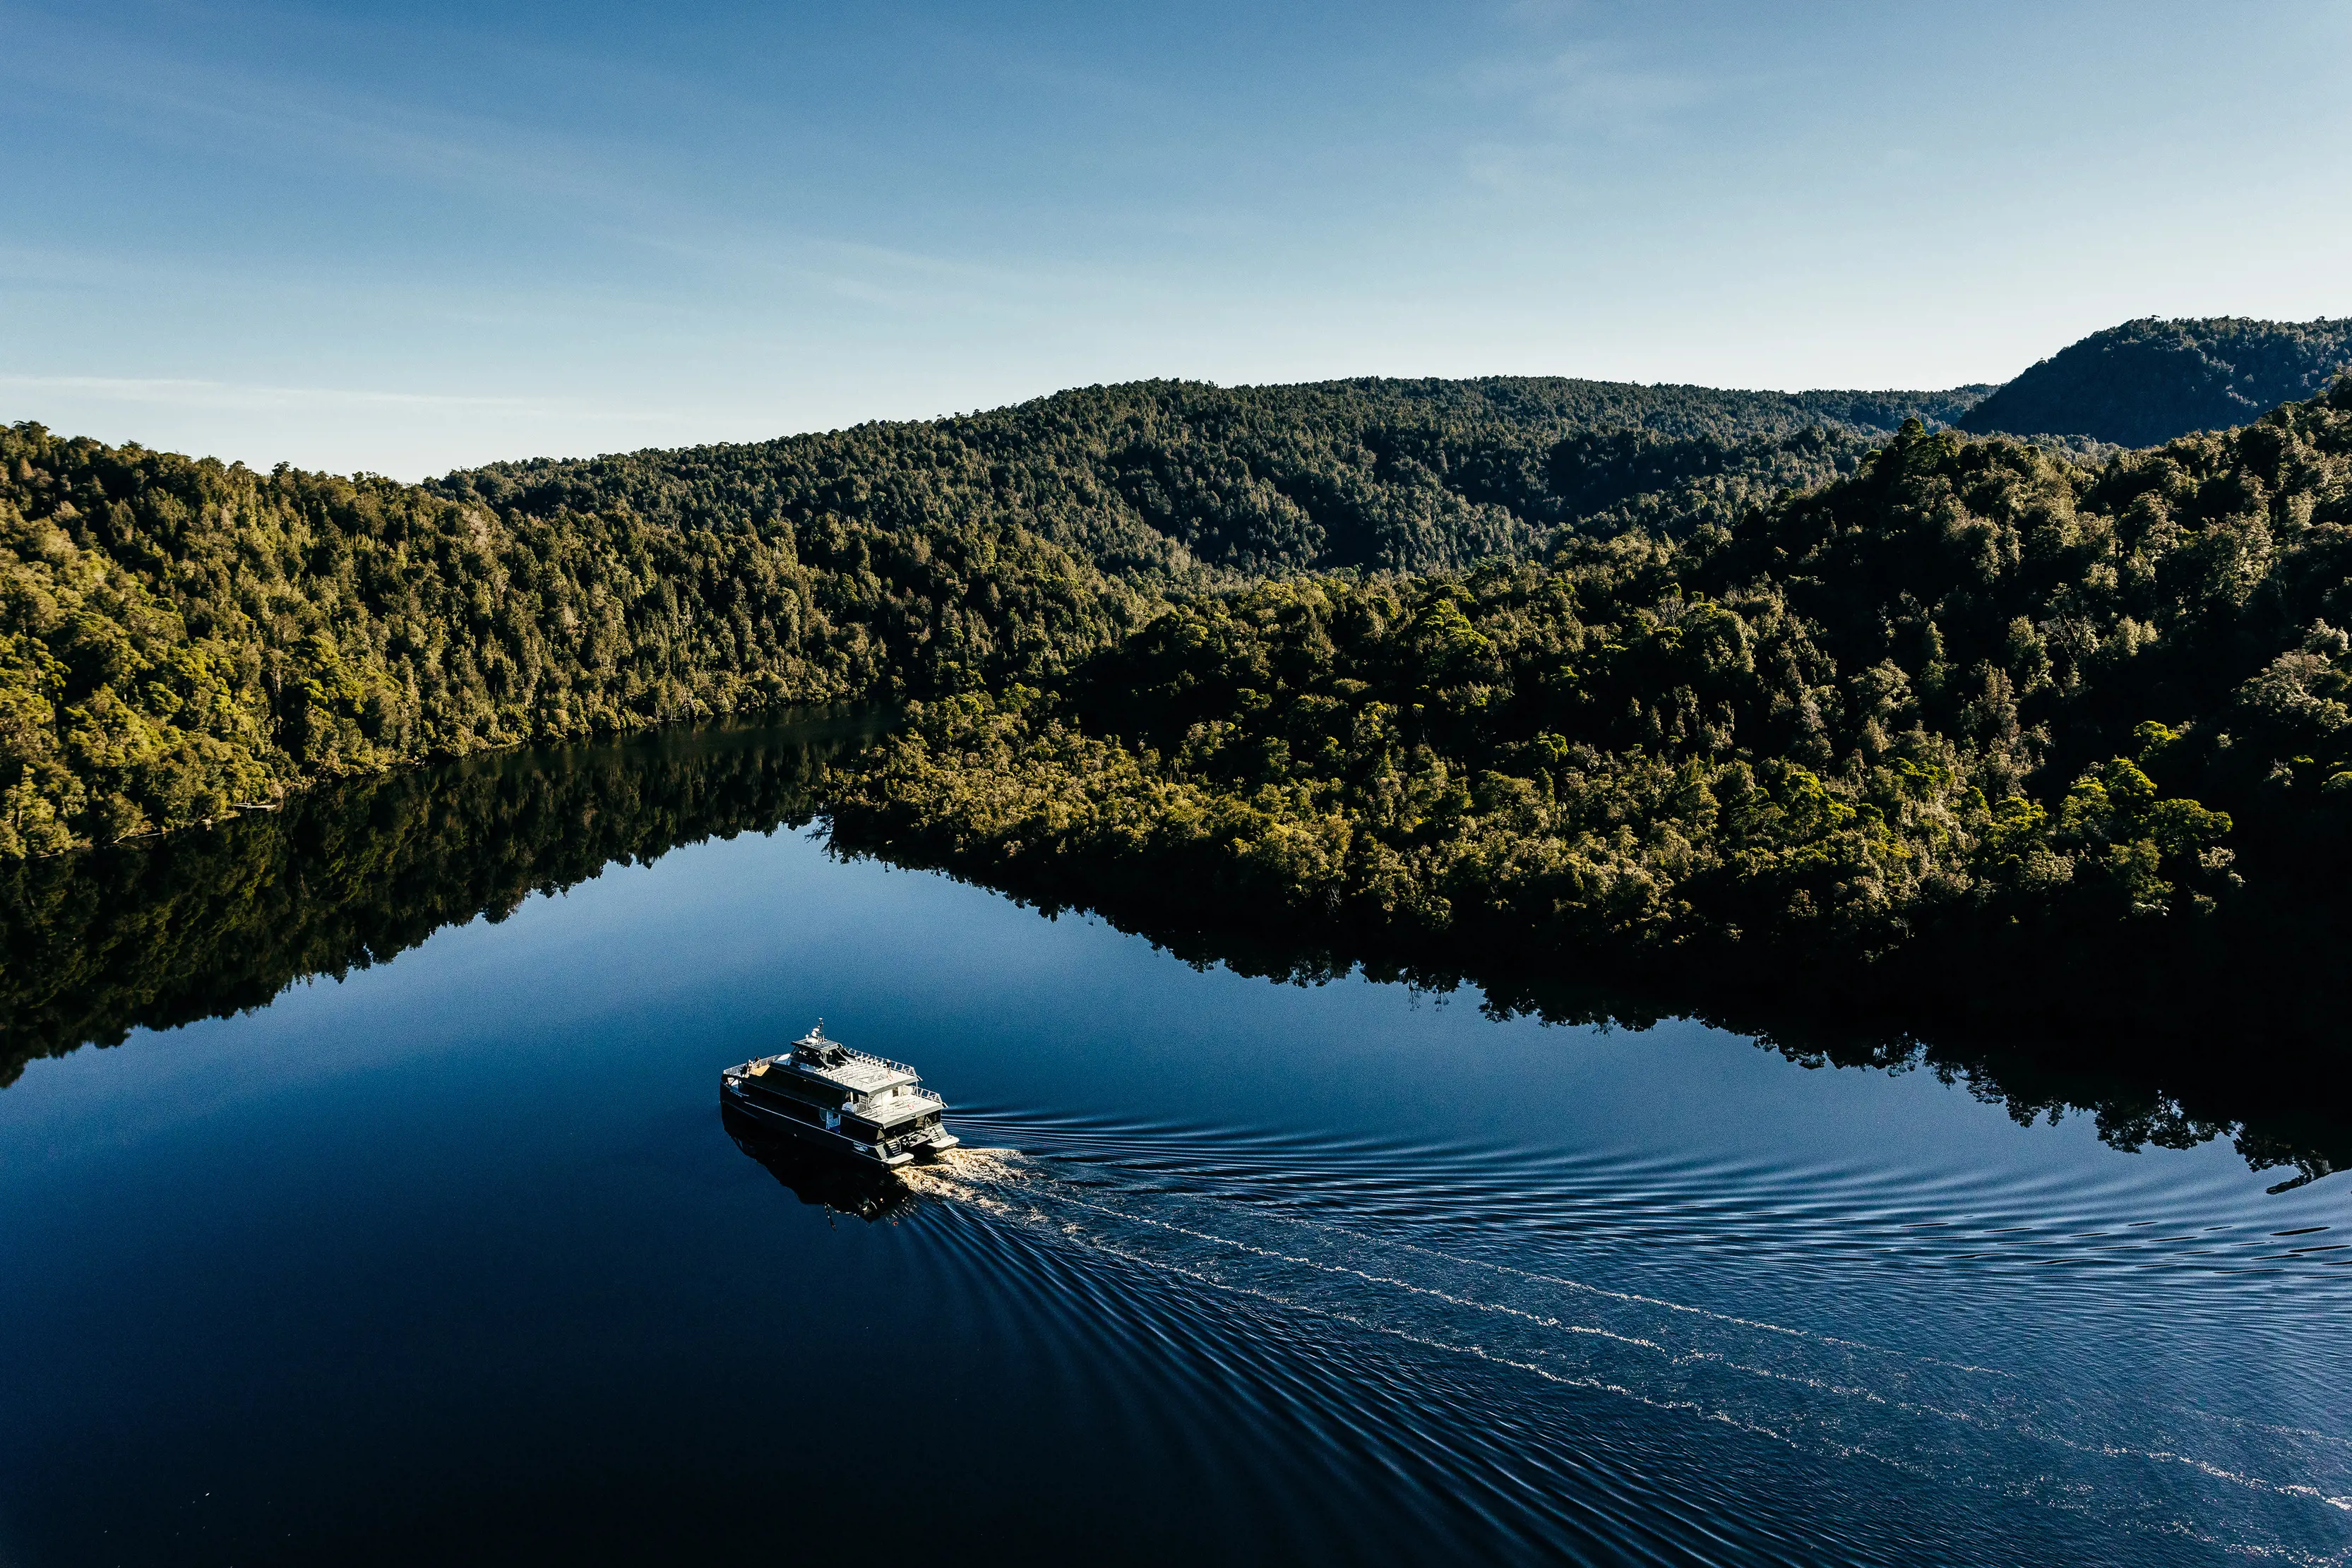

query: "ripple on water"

left=893, top=1120, right=2352, bottom=1568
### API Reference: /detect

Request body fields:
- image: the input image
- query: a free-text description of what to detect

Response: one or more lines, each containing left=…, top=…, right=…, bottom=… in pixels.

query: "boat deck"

left=849, top=1091, right=945, bottom=1130
left=760, top=1056, right=915, bottom=1096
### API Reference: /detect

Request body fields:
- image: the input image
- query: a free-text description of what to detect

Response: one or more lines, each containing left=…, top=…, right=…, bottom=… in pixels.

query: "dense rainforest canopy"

left=6, top=329, right=2352, bottom=1051
left=0, top=376, right=1984, bottom=857
left=0, top=419, right=1140, bottom=856
left=834, top=380, right=2352, bottom=1037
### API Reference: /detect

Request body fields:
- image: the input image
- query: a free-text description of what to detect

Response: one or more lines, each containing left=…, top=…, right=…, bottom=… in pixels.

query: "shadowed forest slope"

left=833, top=382, right=2352, bottom=1041
left=1963, top=316, right=2352, bottom=448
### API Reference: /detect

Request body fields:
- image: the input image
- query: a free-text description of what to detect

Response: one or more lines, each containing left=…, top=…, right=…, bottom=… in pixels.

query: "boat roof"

left=763, top=1054, right=917, bottom=1095
left=746, top=1026, right=926, bottom=1097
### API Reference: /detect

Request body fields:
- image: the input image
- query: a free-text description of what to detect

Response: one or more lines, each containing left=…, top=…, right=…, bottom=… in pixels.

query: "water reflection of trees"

left=0, top=712, right=886, bottom=1090
left=825, top=842, right=2350, bottom=1193
left=5, top=709, right=2340, bottom=1190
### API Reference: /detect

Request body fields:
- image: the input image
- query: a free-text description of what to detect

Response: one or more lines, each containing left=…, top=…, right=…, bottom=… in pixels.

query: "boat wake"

left=902, top=1138, right=2352, bottom=1567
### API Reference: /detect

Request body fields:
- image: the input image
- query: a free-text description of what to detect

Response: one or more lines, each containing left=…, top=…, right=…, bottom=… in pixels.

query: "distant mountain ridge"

left=434, top=376, right=1990, bottom=584
left=1961, top=316, right=2352, bottom=448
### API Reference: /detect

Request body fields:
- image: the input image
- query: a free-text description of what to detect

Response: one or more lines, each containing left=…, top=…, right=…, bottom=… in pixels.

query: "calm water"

left=1, top=721, right=2347, bottom=1567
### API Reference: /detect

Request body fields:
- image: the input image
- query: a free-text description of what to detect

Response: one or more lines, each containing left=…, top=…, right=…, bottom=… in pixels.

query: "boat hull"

left=721, top=1082, right=959, bottom=1168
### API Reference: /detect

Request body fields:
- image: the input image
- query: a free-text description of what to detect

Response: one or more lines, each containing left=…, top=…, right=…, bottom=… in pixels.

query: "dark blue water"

left=2, top=724, right=2348, bottom=1566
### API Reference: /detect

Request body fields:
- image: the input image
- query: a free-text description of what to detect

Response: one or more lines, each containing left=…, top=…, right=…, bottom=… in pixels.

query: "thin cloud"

left=1, top=7, right=685, bottom=227
left=1467, top=44, right=1707, bottom=136
left=1453, top=30, right=1715, bottom=199
left=613, top=229, right=1162, bottom=319
left=5, top=6, right=1135, bottom=330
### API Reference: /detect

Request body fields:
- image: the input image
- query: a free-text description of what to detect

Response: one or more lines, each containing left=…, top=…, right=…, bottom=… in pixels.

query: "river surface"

left=1, top=719, right=2347, bottom=1567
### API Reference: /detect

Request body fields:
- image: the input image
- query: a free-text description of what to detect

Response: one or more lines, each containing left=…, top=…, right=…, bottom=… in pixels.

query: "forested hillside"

left=436, top=377, right=1989, bottom=583
left=14, top=345, right=2352, bottom=890
left=1963, top=316, right=2352, bottom=448
left=834, top=379, right=2352, bottom=1031
left=2, top=378, right=1989, bottom=858
left=0, top=421, right=1140, bottom=856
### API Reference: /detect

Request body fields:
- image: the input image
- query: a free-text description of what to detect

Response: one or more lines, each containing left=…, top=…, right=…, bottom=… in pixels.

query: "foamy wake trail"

left=905, top=1147, right=2352, bottom=1566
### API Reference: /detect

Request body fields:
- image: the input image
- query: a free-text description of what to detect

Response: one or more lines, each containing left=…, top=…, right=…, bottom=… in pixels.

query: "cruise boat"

left=720, top=1023, right=960, bottom=1168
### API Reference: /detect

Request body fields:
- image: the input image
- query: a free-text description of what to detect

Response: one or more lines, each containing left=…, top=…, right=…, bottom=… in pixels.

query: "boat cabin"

left=724, top=1024, right=955, bottom=1165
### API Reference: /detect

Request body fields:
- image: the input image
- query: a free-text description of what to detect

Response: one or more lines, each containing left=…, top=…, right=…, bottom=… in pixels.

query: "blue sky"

left=4, top=0, right=2348, bottom=478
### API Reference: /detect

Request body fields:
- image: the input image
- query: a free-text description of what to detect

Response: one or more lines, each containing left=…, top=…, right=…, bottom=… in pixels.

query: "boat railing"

left=831, top=1043, right=924, bottom=1079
